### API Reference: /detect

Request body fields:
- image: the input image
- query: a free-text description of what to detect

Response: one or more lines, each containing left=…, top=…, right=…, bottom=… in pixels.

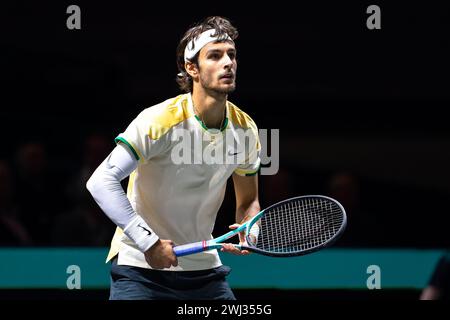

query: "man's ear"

left=185, top=61, right=199, bottom=79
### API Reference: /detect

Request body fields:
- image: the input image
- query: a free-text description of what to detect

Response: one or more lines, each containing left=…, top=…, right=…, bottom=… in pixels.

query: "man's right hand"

left=144, top=239, right=178, bottom=269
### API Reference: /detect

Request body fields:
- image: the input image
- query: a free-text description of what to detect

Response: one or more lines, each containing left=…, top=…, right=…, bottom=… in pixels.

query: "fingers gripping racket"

left=173, top=195, right=347, bottom=257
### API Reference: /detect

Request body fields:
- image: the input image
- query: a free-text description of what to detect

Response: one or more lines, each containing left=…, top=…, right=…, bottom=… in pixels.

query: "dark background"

left=1, top=1, right=449, bottom=299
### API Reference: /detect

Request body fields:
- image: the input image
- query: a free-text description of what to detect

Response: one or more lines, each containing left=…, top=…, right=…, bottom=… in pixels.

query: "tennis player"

left=86, top=16, right=261, bottom=300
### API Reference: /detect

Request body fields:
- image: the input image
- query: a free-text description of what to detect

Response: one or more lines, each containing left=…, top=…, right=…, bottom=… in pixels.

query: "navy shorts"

left=109, top=258, right=236, bottom=300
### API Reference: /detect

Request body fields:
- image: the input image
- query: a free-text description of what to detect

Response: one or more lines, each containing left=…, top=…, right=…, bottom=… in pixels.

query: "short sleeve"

left=233, top=123, right=261, bottom=176
left=115, top=110, right=169, bottom=163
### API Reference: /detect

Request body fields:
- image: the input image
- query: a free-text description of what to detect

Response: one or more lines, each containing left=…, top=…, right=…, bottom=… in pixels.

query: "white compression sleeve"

left=86, top=144, right=159, bottom=252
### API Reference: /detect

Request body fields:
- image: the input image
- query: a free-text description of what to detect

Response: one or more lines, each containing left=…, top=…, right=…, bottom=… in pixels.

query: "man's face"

left=196, top=41, right=237, bottom=94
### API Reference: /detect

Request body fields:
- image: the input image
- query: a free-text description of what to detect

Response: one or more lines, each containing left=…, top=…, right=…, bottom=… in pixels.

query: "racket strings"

left=254, top=198, right=344, bottom=253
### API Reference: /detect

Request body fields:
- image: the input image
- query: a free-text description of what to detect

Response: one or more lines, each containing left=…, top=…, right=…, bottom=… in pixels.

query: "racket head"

left=243, top=195, right=347, bottom=257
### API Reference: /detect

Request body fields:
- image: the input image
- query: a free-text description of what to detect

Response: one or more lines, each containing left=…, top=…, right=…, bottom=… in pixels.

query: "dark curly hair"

left=176, top=16, right=238, bottom=92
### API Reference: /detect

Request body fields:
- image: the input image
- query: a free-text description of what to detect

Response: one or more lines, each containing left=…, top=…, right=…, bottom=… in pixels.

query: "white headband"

left=184, top=29, right=232, bottom=63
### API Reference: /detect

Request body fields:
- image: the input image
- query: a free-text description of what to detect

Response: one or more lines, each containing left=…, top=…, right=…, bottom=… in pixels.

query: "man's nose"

left=222, top=54, right=233, bottom=68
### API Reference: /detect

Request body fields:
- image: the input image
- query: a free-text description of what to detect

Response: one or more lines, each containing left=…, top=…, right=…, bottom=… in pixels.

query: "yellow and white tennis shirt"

left=107, top=93, right=261, bottom=270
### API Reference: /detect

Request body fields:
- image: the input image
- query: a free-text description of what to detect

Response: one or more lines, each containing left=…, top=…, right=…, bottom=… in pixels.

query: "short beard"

left=215, top=85, right=236, bottom=94
left=200, top=78, right=236, bottom=95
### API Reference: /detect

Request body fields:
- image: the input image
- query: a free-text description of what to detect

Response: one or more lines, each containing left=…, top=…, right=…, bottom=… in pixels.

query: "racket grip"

left=173, top=241, right=206, bottom=257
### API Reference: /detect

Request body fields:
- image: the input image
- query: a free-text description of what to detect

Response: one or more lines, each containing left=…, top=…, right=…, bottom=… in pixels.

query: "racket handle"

left=173, top=241, right=206, bottom=257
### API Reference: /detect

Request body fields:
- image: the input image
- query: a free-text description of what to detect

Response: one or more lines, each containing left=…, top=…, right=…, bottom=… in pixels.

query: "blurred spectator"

left=420, top=252, right=450, bottom=300
left=326, top=171, right=383, bottom=247
left=66, top=132, right=113, bottom=204
left=52, top=192, right=115, bottom=246
left=14, top=141, right=61, bottom=245
left=52, top=132, right=114, bottom=246
left=0, top=160, right=32, bottom=246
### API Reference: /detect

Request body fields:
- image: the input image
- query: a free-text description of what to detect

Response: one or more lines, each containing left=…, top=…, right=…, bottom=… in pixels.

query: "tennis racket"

left=173, top=195, right=347, bottom=257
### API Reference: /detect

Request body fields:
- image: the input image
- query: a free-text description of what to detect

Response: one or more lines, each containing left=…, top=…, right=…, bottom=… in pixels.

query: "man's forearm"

left=236, top=200, right=261, bottom=224
left=86, top=144, right=159, bottom=252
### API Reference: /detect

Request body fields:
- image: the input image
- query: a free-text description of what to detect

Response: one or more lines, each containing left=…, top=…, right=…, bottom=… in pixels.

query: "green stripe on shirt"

left=115, top=136, right=140, bottom=161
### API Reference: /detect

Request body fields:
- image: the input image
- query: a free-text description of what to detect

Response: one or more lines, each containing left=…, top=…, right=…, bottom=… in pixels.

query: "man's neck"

left=191, top=88, right=227, bottom=129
